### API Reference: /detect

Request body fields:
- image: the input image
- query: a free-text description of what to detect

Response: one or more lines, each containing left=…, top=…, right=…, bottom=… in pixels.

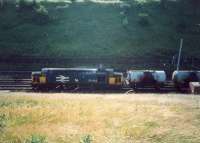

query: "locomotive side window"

left=109, top=77, right=116, bottom=85
left=32, top=75, right=39, bottom=83
left=109, top=75, right=122, bottom=85
left=116, top=76, right=121, bottom=83
left=97, top=75, right=106, bottom=83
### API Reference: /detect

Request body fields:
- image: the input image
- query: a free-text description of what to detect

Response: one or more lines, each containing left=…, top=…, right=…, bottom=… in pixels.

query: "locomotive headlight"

left=39, top=75, right=47, bottom=84
left=31, top=75, right=37, bottom=84
left=31, top=72, right=41, bottom=84
left=31, top=75, right=34, bottom=82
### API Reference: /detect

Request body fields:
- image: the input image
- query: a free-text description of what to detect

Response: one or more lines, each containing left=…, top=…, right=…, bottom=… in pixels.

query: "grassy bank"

left=0, top=0, right=200, bottom=70
left=0, top=92, right=200, bottom=142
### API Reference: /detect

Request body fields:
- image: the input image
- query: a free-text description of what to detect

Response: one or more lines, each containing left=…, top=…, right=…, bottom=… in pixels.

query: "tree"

left=0, top=0, right=4, bottom=9
left=190, top=0, right=200, bottom=15
left=160, top=0, right=167, bottom=9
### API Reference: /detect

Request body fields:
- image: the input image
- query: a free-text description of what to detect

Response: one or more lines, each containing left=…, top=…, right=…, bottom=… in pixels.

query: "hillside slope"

left=0, top=0, right=200, bottom=69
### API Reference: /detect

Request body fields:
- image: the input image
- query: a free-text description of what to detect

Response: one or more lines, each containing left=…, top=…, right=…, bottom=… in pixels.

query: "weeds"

left=0, top=99, right=38, bottom=107
left=25, top=134, right=48, bottom=143
left=0, top=93, right=200, bottom=143
left=0, top=113, right=7, bottom=132
left=80, top=135, right=92, bottom=143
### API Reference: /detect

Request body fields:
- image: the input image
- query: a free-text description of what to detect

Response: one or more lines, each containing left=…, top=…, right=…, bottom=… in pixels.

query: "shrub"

left=25, top=134, right=47, bottom=143
left=138, top=13, right=150, bottom=27
left=33, top=5, right=50, bottom=25
left=80, top=135, right=92, bottom=143
left=176, top=22, right=187, bottom=33
left=122, top=17, right=129, bottom=26
left=17, top=0, right=50, bottom=25
left=0, top=113, right=7, bottom=132
left=17, top=0, right=38, bottom=11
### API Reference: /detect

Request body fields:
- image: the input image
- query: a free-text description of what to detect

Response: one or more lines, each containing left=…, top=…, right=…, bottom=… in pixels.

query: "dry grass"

left=0, top=92, right=200, bottom=143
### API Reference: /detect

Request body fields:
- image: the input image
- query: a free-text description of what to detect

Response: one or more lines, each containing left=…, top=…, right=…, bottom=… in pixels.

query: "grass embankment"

left=0, top=0, right=200, bottom=69
left=0, top=92, right=200, bottom=142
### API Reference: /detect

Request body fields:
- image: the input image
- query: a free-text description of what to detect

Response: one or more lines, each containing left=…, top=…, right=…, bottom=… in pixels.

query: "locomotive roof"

left=41, top=68, right=98, bottom=72
left=32, top=71, right=41, bottom=74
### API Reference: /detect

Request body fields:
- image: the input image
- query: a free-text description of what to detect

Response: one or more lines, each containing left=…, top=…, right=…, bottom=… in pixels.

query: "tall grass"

left=0, top=92, right=200, bottom=142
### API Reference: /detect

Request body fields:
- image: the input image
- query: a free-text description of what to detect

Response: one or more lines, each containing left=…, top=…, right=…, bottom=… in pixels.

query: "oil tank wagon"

left=126, top=70, right=166, bottom=90
left=172, top=70, right=200, bottom=90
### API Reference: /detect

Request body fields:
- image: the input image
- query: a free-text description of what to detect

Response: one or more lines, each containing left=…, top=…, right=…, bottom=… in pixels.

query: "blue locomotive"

left=32, top=68, right=123, bottom=90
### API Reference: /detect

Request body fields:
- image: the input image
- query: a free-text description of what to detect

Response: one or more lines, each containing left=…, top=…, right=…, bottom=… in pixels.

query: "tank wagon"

left=126, top=70, right=166, bottom=90
left=172, top=70, right=200, bottom=90
left=32, top=68, right=123, bottom=90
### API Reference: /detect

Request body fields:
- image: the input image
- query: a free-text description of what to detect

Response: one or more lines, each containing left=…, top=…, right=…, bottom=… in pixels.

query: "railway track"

left=0, top=71, right=32, bottom=91
left=0, top=78, right=178, bottom=93
left=0, top=78, right=32, bottom=90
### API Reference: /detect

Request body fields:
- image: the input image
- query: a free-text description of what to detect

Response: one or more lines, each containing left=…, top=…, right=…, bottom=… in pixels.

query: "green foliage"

left=0, top=99, right=39, bottom=108
left=160, top=0, right=167, bottom=9
left=25, top=134, right=48, bottom=143
left=0, top=0, right=200, bottom=70
left=138, top=13, right=150, bottom=26
left=176, top=22, right=187, bottom=33
left=0, top=114, right=7, bottom=132
left=17, top=0, right=38, bottom=11
left=34, top=5, right=50, bottom=25
left=17, top=0, right=50, bottom=25
left=80, top=135, right=92, bottom=143
left=144, top=121, right=159, bottom=128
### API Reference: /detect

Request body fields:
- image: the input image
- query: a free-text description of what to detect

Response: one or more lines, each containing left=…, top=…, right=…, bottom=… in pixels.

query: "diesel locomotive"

left=32, top=68, right=123, bottom=90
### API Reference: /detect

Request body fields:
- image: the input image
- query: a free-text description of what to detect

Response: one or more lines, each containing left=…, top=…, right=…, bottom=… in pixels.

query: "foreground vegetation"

left=0, top=92, right=200, bottom=143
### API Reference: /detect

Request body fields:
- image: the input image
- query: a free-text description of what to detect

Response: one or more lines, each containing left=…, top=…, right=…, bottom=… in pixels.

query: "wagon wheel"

left=131, top=83, right=137, bottom=93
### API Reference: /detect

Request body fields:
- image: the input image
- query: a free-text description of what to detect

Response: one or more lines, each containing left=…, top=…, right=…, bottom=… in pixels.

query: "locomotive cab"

left=31, top=71, right=47, bottom=90
left=108, top=72, right=123, bottom=86
left=96, top=69, right=123, bottom=89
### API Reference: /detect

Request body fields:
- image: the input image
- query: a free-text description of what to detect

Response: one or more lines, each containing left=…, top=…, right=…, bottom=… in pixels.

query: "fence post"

left=177, top=38, right=183, bottom=71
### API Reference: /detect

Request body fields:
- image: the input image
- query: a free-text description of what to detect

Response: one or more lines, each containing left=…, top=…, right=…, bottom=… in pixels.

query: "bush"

left=25, top=134, right=47, bottom=143
left=138, top=13, right=150, bottom=27
left=176, top=22, right=187, bottom=33
left=33, top=5, right=50, bottom=25
left=0, top=114, right=7, bottom=132
left=17, top=0, right=38, bottom=11
left=80, top=135, right=92, bottom=143
left=17, top=0, right=50, bottom=25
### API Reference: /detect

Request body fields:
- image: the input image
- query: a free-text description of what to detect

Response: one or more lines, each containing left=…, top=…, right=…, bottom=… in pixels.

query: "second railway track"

left=0, top=78, right=32, bottom=90
left=0, top=78, right=178, bottom=93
